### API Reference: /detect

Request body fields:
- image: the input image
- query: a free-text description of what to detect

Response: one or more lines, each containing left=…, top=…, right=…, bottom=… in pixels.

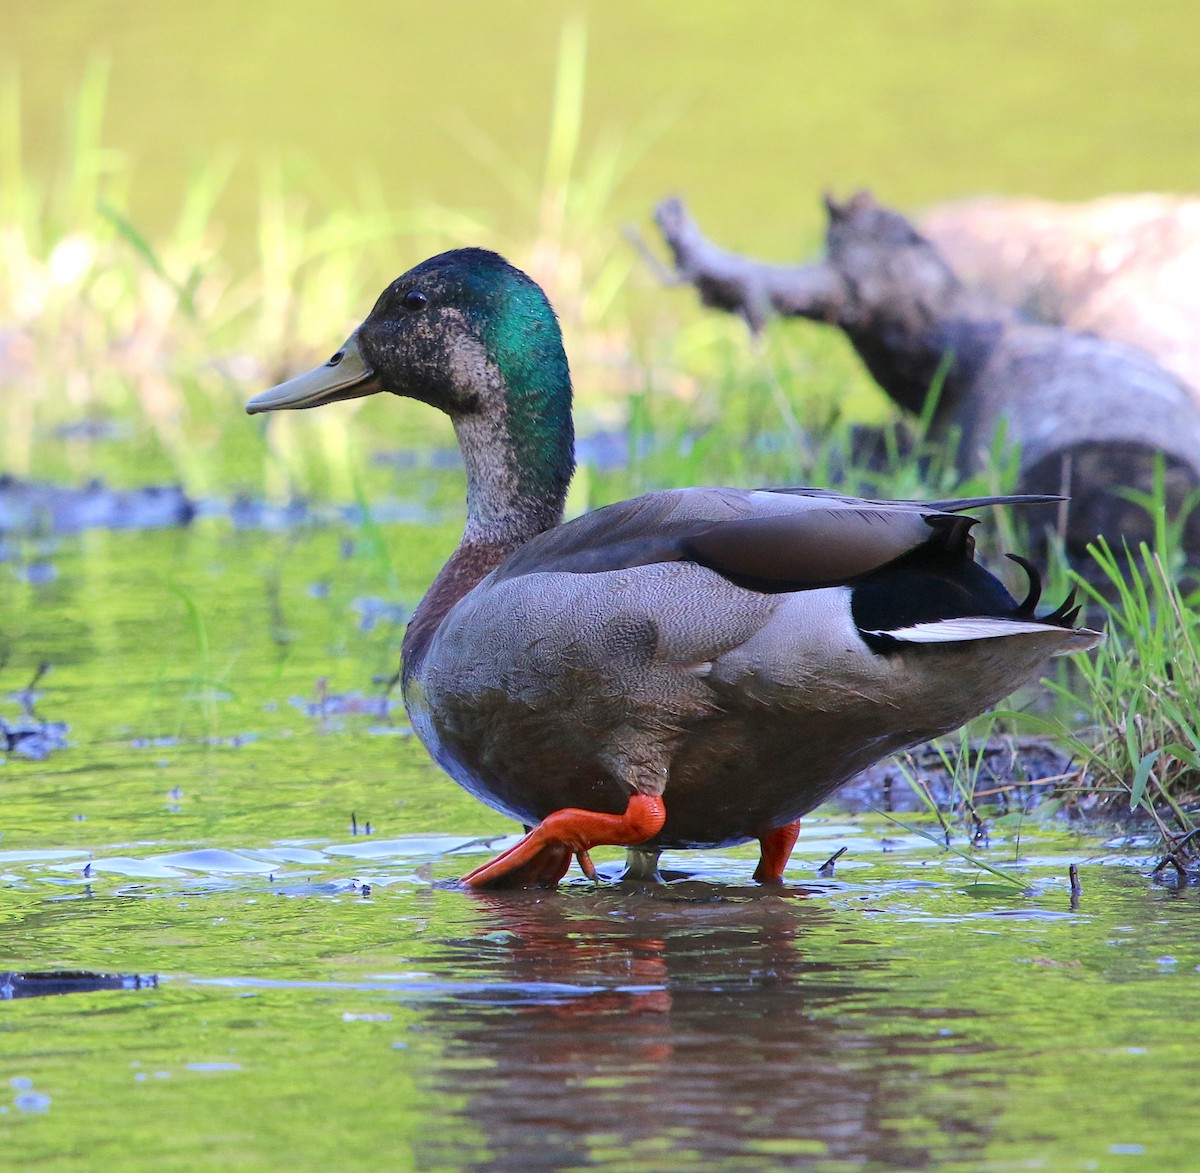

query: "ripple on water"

left=84, top=856, right=188, bottom=879
left=0, top=848, right=88, bottom=864
left=152, top=849, right=277, bottom=874
left=249, top=847, right=329, bottom=865
left=324, top=834, right=503, bottom=859
left=185, top=973, right=663, bottom=1006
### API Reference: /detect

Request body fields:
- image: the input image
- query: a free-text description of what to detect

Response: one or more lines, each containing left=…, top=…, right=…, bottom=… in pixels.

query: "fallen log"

left=654, top=192, right=1200, bottom=557
left=920, top=194, right=1200, bottom=401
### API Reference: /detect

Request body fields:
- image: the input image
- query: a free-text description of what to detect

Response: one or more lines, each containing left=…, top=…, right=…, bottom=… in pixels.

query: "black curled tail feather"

left=1044, top=585, right=1082, bottom=629
left=1005, top=554, right=1042, bottom=617
left=1006, top=554, right=1083, bottom=629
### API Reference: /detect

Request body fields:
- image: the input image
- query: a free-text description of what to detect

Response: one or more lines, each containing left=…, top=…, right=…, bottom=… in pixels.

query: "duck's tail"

left=862, top=615, right=1101, bottom=654
left=861, top=556, right=1102, bottom=654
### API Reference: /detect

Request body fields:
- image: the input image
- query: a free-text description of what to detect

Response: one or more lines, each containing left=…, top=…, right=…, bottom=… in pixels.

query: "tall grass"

left=0, top=27, right=672, bottom=499
left=1041, top=538, right=1200, bottom=835
left=0, top=62, right=418, bottom=494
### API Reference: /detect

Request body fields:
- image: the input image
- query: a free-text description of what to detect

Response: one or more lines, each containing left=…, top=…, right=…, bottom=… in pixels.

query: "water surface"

left=1, top=519, right=1198, bottom=1170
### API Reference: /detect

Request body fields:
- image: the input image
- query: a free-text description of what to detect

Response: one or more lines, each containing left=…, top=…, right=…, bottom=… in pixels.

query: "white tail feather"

left=870, top=617, right=1080, bottom=644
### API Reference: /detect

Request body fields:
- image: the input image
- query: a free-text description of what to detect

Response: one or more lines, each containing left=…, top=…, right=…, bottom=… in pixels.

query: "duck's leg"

left=462, top=794, right=667, bottom=890
left=753, top=819, right=801, bottom=883
left=622, top=847, right=664, bottom=883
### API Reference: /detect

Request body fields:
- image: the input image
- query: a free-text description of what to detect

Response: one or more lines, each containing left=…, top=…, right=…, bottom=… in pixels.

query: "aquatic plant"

left=1045, top=531, right=1200, bottom=833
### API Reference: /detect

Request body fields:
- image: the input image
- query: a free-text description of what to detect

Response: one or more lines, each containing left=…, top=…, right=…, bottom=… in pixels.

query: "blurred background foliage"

left=4, top=0, right=1200, bottom=499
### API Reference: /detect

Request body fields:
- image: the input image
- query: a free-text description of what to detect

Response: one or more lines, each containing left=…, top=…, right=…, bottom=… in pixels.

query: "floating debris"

left=817, top=846, right=848, bottom=878
left=2, top=716, right=68, bottom=760
left=289, top=684, right=398, bottom=721
left=0, top=475, right=193, bottom=533
left=1, top=664, right=68, bottom=762
left=1150, top=827, right=1200, bottom=885
left=1, top=971, right=157, bottom=1000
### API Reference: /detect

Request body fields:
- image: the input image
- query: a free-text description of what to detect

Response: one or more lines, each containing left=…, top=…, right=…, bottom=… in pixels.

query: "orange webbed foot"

left=462, top=794, right=667, bottom=890
left=753, top=819, right=801, bottom=884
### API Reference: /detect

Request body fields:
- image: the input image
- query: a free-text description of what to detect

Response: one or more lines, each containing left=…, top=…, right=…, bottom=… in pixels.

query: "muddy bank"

left=837, top=737, right=1076, bottom=815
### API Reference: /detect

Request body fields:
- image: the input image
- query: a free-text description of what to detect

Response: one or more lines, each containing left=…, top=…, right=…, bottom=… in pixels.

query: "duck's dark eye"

left=404, top=289, right=428, bottom=313
left=327, top=350, right=344, bottom=367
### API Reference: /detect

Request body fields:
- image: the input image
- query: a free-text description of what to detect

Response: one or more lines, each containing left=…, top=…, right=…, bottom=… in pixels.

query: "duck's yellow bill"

left=246, top=332, right=382, bottom=414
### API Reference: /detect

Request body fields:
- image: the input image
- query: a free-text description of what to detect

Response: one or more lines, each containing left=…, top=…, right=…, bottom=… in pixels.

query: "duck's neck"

left=402, top=358, right=574, bottom=681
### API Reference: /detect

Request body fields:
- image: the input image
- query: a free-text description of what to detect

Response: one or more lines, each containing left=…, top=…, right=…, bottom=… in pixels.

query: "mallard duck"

left=246, top=248, right=1101, bottom=889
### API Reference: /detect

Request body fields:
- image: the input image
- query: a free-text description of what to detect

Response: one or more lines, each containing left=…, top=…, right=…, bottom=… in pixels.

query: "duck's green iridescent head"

left=247, top=248, right=575, bottom=516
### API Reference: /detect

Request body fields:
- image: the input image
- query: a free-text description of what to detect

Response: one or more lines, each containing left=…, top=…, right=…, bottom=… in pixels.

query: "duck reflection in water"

left=418, top=884, right=997, bottom=1169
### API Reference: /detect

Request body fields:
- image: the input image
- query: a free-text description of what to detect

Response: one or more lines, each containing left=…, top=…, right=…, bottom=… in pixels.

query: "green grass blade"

left=1129, top=749, right=1162, bottom=810
left=97, top=197, right=198, bottom=317
left=879, top=812, right=1027, bottom=886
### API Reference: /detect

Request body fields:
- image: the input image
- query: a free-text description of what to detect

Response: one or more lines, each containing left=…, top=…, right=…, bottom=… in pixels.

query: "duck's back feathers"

left=490, top=486, right=1074, bottom=635
left=492, top=486, right=964, bottom=581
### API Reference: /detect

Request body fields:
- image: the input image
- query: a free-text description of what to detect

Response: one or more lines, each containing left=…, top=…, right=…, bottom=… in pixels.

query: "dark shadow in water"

left=417, top=884, right=997, bottom=1171
left=1, top=971, right=158, bottom=1000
